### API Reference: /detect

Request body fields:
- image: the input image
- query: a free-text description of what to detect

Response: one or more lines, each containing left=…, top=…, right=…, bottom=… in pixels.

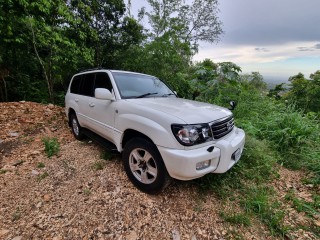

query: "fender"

left=116, top=113, right=184, bottom=151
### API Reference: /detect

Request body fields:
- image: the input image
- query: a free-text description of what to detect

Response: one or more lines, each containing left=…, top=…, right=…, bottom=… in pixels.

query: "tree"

left=69, top=0, right=144, bottom=68
left=189, top=60, right=242, bottom=104
left=0, top=0, right=144, bottom=103
left=140, top=0, right=223, bottom=51
left=241, top=72, right=267, bottom=91
left=0, top=0, right=95, bottom=102
left=285, top=71, right=320, bottom=113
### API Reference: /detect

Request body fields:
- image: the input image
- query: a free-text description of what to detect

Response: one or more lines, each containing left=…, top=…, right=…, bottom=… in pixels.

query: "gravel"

left=1, top=101, right=317, bottom=239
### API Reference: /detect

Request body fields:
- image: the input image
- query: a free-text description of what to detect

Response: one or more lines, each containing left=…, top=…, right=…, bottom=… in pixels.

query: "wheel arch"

left=67, top=108, right=76, bottom=127
left=121, top=129, right=155, bottom=150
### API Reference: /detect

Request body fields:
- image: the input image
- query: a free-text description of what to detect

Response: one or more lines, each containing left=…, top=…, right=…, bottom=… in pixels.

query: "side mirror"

left=229, top=101, right=237, bottom=110
left=174, top=91, right=177, bottom=95
left=95, top=88, right=114, bottom=100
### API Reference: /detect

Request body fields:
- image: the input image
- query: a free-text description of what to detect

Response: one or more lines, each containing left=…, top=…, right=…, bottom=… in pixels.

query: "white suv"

left=65, top=69, right=245, bottom=193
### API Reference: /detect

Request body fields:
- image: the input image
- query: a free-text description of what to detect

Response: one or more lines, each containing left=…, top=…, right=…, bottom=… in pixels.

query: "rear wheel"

left=123, top=138, right=171, bottom=194
left=70, top=113, right=84, bottom=140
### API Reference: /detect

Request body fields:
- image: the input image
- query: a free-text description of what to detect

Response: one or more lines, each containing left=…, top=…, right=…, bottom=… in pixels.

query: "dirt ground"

left=0, top=102, right=318, bottom=240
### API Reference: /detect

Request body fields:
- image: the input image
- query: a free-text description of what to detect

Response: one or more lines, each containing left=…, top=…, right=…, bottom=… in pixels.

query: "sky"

left=130, top=0, right=320, bottom=82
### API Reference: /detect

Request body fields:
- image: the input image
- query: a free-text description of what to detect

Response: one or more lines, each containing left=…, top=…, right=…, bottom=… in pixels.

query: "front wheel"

left=123, top=138, right=171, bottom=194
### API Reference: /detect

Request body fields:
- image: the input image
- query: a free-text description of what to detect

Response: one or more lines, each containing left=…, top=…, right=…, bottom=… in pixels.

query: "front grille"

left=210, top=115, right=234, bottom=139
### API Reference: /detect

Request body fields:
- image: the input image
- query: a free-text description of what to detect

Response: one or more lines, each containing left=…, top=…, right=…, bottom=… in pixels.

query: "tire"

left=123, top=138, right=171, bottom=194
left=70, top=113, right=85, bottom=140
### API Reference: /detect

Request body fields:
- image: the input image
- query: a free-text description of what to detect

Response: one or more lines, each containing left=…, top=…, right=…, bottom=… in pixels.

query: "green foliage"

left=12, top=207, right=21, bottom=222
left=284, top=190, right=320, bottom=236
left=285, top=71, right=320, bottom=113
left=189, top=62, right=320, bottom=235
left=42, top=137, right=60, bottom=158
left=83, top=188, right=91, bottom=195
left=240, top=72, right=267, bottom=91
left=219, top=211, right=251, bottom=226
left=37, top=162, right=45, bottom=168
left=241, top=186, right=288, bottom=236
left=37, top=171, right=49, bottom=181
left=141, top=0, right=223, bottom=49
left=285, top=190, right=320, bottom=218
left=195, top=135, right=278, bottom=197
left=268, top=83, right=286, bottom=99
left=92, top=161, right=105, bottom=171
left=189, top=60, right=242, bottom=104
left=100, top=150, right=113, bottom=161
left=0, top=0, right=144, bottom=104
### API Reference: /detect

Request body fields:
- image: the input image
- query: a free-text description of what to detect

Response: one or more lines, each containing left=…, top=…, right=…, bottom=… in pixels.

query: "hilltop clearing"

left=0, top=102, right=318, bottom=239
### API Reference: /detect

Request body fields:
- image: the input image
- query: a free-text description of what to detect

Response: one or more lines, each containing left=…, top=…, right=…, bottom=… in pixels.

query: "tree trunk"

left=1, top=76, right=8, bottom=101
left=29, top=19, right=54, bottom=103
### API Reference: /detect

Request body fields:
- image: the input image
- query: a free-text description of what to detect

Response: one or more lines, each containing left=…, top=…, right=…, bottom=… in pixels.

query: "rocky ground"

left=0, top=102, right=318, bottom=240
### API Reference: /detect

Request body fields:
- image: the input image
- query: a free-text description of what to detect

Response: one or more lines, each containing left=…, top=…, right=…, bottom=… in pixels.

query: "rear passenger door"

left=77, top=73, right=95, bottom=128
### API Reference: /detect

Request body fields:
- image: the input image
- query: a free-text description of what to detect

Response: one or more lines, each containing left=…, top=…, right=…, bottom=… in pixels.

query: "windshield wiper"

left=135, top=92, right=158, bottom=98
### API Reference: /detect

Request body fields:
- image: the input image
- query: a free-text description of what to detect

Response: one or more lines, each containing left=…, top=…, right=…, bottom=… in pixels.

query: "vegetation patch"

left=92, top=161, right=105, bottom=171
left=37, top=162, right=45, bottom=168
left=37, top=172, right=49, bottom=181
left=42, top=137, right=60, bottom=158
left=100, top=150, right=113, bottom=161
left=219, top=211, right=251, bottom=227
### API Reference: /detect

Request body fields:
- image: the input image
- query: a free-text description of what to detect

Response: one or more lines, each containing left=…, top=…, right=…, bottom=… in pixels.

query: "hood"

left=126, top=97, right=232, bottom=124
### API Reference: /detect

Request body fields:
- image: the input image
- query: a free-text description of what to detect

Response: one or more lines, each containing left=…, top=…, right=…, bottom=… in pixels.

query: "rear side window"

left=79, top=73, right=95, bottom=97
left=70, top=72, right=112, bottom=97
left=70, top=75, right=82, bottom=94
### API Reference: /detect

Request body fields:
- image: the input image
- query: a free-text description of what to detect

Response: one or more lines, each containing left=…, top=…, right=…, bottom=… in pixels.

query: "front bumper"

left=158, top=127, right=245, bottom=180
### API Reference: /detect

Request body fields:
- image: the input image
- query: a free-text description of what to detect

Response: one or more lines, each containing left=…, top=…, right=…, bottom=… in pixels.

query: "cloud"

left=297, top=43, right=320, bottom=51
left=218, top=0, right=320, bottom=46
left=194, top=41, right=320, bottom=65
left=255, top=48, right=270, bottom=52
left=297, top=47, right=314, bottom=52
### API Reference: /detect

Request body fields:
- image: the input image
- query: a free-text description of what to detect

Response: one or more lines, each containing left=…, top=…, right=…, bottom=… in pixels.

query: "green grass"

left=194, top=135, right=286, bottom=236
left=285, top=190, right=320, bottom=218
left=12, top=207, right=21, bottom=221
left=234, top=90, right=320, bottom=183
left=241, top=186, right=288, bottom=236
left=83, top=188, right=91, bottom=195
left=92, top=161, right=105, bottom=171
left=219, top=211, right=251, bottom=226
left=0, top=169, right=7, bottom=174
left=37, top=172, right=49, bottom=181
left=285, top=190, right=320, bottom=236
left=42, top=137, right=60, bottom=158
left=191, top=82, right=320, bottom=236
left=37, top=162, right=45, bottom=168
left=100, top=150, right=113, bottom=160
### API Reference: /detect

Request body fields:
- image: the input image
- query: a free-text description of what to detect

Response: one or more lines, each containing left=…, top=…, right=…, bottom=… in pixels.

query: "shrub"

left=42, top=137, right=60, bottom=158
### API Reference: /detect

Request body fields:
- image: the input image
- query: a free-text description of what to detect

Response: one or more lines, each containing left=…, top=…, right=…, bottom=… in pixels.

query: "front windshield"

left=112, top=72, right=175, bottom=99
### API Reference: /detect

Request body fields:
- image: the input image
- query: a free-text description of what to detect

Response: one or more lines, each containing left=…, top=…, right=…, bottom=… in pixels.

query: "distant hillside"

left=263, top=76, right=289, bottom=89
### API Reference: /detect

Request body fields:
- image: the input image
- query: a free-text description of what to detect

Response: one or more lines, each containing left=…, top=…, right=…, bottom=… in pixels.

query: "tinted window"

left=70, top=75, right=82, bottom=94
left=94, top=72, right=112, bottom=92
left=79, top=73, right=95, bottom=97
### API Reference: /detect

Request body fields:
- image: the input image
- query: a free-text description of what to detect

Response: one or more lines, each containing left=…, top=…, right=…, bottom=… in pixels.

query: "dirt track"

left=0, top=102, right=317, bottom=239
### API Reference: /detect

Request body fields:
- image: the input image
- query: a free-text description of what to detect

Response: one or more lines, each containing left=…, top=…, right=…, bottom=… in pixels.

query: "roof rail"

left=79, top=67, right=106, bottom=73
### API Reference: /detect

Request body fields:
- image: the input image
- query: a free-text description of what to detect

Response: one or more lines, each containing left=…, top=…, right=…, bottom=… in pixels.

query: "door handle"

left=75, top=98, right=79, bottom=102
left=89, top=103, right=95, bottom=107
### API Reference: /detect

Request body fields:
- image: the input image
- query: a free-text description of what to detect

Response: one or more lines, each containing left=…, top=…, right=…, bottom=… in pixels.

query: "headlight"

left=171, top=123, right=212, bottom=146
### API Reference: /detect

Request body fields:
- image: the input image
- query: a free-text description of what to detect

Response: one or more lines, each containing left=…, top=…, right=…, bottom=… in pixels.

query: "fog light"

left=196, top=160, right=211, bottom=170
